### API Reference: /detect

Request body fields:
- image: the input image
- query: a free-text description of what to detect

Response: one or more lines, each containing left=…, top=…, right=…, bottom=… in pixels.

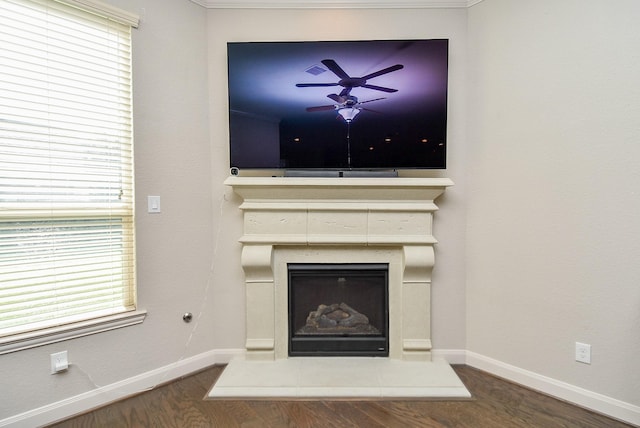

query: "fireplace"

left=288, top=263, right=389, bottom=357
left=212, top=177, right=469, bottom=400
left=224, top=176, right=453, bottom=362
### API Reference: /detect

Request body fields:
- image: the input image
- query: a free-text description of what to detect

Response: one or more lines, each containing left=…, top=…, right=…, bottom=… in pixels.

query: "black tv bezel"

left=227, top=38, right=449, bottom=172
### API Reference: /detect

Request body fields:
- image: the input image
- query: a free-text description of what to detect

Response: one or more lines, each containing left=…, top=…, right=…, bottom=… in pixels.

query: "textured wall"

left=206, top=6, right=469, bottom=355
left=466, top=0, right=640, bottom=407
left=0, top=0, right=212, bottom=420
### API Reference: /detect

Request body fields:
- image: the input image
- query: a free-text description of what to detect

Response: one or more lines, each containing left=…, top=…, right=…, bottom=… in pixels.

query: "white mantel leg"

left=401, top=245, right=435, bottom=361
left=241, top=244, right=276, bottom=360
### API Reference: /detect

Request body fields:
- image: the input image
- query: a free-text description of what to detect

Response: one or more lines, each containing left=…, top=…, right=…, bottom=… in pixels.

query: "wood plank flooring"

left=48, top=365, right=633, bottom=427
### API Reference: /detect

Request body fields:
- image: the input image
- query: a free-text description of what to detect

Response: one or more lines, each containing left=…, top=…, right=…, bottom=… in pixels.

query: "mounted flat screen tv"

left=227, top=39, right=448, bottom=172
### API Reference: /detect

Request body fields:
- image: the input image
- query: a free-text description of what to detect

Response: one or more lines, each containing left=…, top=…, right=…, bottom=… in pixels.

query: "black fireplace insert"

left=288, top=263, right=389, bottom=357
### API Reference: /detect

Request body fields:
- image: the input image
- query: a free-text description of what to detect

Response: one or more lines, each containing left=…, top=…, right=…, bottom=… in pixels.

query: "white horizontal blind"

left=0, top=0, right=136, bottom=337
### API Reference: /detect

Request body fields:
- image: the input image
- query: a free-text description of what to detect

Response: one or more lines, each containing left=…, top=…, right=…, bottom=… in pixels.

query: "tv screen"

left=227, top=39, right=448, bottom=171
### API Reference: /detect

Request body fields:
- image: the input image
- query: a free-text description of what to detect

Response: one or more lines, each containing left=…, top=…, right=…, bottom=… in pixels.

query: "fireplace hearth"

left=288, top=263, right=389, bottom=357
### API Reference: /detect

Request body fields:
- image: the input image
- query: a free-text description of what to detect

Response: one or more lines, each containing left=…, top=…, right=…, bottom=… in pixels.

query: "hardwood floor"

left=48, top=365, right=633, bottom=427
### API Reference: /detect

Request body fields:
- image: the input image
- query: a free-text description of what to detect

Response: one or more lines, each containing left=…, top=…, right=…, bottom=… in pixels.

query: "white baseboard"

left=431, top=348, right=467, bottom=365
left=465, top=351, right=640, bottom=427
left=2, top=348, right=638, bottom=428
left=0, top=348, right=244, bottom=428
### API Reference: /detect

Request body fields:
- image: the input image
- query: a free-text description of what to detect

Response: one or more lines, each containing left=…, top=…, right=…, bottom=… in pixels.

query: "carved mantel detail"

left=225, top=176, right=453, bottom=361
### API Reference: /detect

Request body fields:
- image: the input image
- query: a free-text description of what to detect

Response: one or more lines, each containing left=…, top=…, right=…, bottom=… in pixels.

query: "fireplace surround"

left=224, top=176, right=453, bottom=362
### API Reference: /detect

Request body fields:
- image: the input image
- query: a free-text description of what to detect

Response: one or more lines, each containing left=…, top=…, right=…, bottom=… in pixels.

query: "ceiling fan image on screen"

left=296, top=59, right=404, bottom=98
left=305, top=94, right=386, bottom=113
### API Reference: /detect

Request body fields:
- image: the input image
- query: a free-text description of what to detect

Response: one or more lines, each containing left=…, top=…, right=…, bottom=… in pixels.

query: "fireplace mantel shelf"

left=224, top=176, right=454, bottom=202
left=225, top=175, right=453, bottom=361
left=225, top=176, right=453, bottom=247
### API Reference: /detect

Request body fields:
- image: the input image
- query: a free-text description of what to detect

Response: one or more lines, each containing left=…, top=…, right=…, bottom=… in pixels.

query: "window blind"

left=0, top=0, right=136, bottom=337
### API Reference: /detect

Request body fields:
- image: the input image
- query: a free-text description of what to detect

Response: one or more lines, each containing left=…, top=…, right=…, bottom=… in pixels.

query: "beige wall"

left=206, top=6, right=469, bottom=353
left=466, top=0, right=640, bottom=407
left=0, top=0, right=213, bottom=420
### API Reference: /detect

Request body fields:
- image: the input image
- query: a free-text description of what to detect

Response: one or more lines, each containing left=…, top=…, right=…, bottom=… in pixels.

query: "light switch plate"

left=147, top=195, right=161, bottom=213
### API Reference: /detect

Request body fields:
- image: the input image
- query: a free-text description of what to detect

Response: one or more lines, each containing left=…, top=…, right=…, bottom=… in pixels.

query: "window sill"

left=0, top=310, right=147, bottom=355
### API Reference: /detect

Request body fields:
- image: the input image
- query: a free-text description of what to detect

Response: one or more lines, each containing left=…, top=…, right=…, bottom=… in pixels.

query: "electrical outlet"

left=575, top=342, right=591, bottom=364
left=50, top=351, right=69, bottom=374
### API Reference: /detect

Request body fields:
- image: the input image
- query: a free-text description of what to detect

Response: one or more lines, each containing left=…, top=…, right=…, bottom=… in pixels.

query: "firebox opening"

left=288, top=263, right=389, bottom=357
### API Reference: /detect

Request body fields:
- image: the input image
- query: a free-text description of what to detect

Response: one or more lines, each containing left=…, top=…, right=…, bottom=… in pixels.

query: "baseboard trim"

left=2, top=348, right=638, bottom=427
left=465, top=351, right=640, bottom=427
left=0, top=348, right=244, bottom=428
left=431, top=348, right=467, bottom=365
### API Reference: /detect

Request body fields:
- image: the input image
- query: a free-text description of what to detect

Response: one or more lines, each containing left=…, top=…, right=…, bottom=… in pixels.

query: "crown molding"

left=190, top=0, right=483, bottom=9
left=60, top=0, right=140, bottom=26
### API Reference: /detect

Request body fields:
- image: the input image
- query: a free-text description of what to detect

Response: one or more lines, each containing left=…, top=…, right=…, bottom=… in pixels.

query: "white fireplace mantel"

left=225, top=176, right=453, bottom=361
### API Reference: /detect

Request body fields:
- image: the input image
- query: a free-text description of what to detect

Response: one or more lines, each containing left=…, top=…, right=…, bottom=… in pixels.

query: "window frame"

left=0, top=0, right=144, bottom=354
